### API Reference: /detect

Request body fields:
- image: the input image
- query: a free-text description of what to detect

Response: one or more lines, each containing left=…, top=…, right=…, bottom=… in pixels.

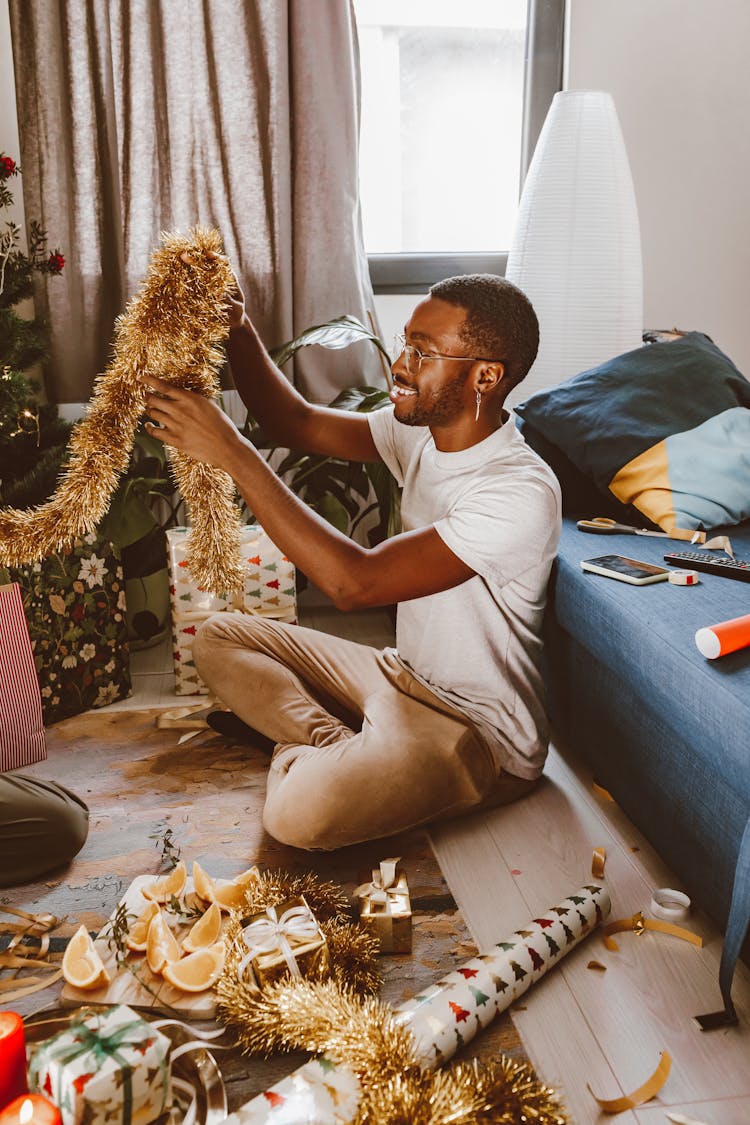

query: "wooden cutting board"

left=60, top=875, right=230, bottom=1018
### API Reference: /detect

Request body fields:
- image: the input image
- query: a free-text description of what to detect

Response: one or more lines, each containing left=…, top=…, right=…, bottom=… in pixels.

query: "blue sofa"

left=543, top=513, right=750, bottom=1021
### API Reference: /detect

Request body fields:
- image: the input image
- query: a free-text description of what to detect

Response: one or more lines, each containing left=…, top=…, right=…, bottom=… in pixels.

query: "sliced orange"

left=62, top=924, right=111, bottom=990
left=162, top=941, right=226, bottom=992
left=213, top=866, right=260, bottom=912
left=192, top=860, right=216, bottom=904
left=125, top=901, right=160, bottom=952
left=142, top=859, right=187, bottom=903
left=145, top=909, right=181, bottom=975
left=193, top=862, right=259, bottom=912
left=182, top=901, right=222, bottom=953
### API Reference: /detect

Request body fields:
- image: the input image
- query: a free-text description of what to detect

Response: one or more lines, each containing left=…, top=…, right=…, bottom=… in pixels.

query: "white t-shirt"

left=368, top=406, right=561, bottom=780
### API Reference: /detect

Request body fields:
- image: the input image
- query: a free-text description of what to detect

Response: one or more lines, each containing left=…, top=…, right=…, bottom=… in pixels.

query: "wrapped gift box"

left=355, top=858, right=412, bottom=953
left=2, top=535, right=131, bottom=725
left=239, top=895, right=330, bottom=989
left=167, top=525, right=297, bottom=695
left=27, top=1004, right=171, bottom=1125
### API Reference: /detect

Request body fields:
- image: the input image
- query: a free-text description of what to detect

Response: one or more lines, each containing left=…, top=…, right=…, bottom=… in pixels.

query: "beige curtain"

left=9, top=0, right=382, bottom=404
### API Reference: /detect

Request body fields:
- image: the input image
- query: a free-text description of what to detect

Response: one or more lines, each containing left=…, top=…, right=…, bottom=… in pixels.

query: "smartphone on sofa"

left=580, top=554, right=670, bottom=586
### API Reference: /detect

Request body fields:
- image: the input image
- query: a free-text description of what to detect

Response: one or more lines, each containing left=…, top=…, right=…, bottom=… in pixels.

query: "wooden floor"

left=105, top=590, right=750, bottom=1124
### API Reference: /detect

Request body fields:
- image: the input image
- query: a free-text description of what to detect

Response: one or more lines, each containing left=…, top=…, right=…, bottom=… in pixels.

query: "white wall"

left=566, top=0, right=750, bottom=374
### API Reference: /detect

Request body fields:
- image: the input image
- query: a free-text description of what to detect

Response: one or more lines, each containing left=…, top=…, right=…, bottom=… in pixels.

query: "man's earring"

left=475, top=389, right=482, bottom=422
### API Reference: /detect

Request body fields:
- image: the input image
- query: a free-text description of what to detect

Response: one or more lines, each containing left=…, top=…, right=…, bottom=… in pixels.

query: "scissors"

left=576, top=517, right=670, bottom=538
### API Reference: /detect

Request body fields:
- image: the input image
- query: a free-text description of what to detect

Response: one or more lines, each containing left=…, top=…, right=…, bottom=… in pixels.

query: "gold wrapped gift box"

left=240, top=895, right=330, bottom=989
left=355, top=858, right=412, bottom=954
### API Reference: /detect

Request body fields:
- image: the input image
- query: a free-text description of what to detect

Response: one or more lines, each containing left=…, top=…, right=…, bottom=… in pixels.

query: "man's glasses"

left=393, top=333, right=498, bottom=377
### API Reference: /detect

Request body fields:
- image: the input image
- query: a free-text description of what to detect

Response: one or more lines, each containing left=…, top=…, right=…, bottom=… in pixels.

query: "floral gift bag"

left=5, top=535, right=131, bottom=725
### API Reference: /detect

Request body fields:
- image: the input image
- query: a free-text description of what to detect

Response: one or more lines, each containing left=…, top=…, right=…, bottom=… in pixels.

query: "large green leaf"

left=269, top=316, right=391, bottom=368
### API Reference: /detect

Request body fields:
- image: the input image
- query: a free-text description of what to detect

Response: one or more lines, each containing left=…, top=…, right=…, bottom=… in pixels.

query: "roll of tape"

left=668, top=569, right=700, bottom=586
left=650, top=887, right=691, bottom=921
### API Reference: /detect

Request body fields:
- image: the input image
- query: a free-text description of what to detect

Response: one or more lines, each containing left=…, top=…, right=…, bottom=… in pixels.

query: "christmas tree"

left=0, top=153, right=71, bottom=509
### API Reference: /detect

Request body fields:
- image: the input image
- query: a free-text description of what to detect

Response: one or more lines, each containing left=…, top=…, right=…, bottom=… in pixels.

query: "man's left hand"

left=139, top=375, right=243, bottom=469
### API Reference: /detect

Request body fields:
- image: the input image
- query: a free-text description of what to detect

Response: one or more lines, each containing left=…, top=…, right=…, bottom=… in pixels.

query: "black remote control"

left=663, top=551, right=750, bottom=583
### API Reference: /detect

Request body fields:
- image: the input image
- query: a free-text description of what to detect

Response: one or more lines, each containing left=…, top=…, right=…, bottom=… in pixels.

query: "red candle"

left=0, top=1014, right=28, bottom=1110
left=0, top=1098, right=61, bottom=1125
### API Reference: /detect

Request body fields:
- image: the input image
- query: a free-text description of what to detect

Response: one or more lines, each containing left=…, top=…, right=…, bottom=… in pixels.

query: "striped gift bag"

left=0, top=582, right=47, bottom=770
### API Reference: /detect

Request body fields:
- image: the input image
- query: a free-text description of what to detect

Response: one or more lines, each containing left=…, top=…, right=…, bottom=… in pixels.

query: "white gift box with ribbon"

left=238, top=896, right=330, bottom=989
left=354, top=857, right=412, bottom=953
left=166, top=525, right=297, bottom=695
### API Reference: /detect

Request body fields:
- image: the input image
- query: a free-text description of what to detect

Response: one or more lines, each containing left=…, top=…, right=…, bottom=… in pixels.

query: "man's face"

left=390, top=297, right=476, bottom=428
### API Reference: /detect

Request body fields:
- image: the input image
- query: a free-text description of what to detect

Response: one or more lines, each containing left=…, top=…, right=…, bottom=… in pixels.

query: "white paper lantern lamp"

left=506, top=90, right=643, bottom=406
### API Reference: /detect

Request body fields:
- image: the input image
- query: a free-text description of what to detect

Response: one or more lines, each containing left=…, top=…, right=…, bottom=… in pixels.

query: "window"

left=353, top=0, right=565, bottom=292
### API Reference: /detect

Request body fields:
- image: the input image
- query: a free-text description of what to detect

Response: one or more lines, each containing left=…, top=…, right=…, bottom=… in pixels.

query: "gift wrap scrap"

left=27, top=1005, right=171, bottom=1125
left=225, top=883, right=611, bottom=1124
left=238, top=896, right=330, bottom=990
left=354, top=857, right=412, bottom=954
left=166, top=525, right=296, bottom=696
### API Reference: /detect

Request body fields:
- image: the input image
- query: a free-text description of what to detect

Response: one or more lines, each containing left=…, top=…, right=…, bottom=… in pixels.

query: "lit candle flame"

left=20, top=1100, right=34, bottom=1125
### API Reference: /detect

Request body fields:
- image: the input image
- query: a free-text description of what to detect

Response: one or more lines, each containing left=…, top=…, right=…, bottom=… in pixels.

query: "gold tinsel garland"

left=216, top=870, right=569, bottom=1124
left=218, top=976, right=569, bottom=1125
left=0, top=227, right=246, bottom=593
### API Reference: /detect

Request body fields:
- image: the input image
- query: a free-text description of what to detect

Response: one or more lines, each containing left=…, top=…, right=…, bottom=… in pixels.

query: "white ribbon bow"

left=238, top=902, right=320, bottom=983
left=354, top=857, right=408, bottom=914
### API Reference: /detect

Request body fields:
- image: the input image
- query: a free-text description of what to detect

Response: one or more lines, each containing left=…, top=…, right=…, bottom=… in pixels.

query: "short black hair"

left=429, top=274, right=539, bottom=389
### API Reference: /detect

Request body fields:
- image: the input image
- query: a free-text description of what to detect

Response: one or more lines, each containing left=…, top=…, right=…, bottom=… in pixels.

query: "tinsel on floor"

left=216, top=869, right=569, bottom=1124
left=218, top=977, right=568, bottom=1125
left=0, top=227, right=246, bottom=593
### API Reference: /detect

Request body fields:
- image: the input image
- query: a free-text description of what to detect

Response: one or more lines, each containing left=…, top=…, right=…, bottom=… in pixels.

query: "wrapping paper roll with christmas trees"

left=225, top=883, right=610, bottom=1123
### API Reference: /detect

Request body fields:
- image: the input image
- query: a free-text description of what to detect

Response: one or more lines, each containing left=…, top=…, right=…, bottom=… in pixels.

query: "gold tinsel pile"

left=218, top=976, right=568, bottom=1125
left=0, top=227, right=246, bottom=593
left=216, top=871, right=569, bottom=1125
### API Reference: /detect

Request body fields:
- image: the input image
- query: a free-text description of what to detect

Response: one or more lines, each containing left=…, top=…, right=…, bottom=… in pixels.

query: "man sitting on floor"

left=141, top=273, right=561, bottom=850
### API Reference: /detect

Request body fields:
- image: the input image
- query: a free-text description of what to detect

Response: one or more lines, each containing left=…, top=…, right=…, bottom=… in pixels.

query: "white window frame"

left=365, top=0, right=566, bottom=294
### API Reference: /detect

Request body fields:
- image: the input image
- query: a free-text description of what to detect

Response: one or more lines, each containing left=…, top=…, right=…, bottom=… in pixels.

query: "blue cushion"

left=516, top=333, right=750, bottom=537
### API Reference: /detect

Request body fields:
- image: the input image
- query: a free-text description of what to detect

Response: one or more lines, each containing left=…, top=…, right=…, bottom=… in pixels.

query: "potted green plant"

left=245, top=315, right=401, bottom=545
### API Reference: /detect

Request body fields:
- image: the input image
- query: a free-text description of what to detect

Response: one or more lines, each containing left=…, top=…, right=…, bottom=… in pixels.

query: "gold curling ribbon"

left=603, top=911, right=702, bottom=952
left=0, top=906, right=64, bottom=1001
left=591, top=847, right=607, bottom=878
left=588, top=1050, right=671, bottom=1114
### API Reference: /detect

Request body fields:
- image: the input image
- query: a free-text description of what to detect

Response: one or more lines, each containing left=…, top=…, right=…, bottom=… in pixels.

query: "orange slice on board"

left=192, top=860, right=216, bottom=903
left=213, top=868, right=259, bottom=912
left=162, top=942, right=226, bottom=992
left=142, top=859, right=187, bottom=904
left=62, top=924, right=111, bottom=990
left=125, top=901, right=160, bottom=952
left=182, top=902, right=222, bottom=953
left=192, top=862, right=259, bottom=912
left=146, top=910, right=181, bottom=975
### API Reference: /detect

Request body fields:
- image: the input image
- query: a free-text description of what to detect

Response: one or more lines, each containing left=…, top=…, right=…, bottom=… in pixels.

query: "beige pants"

left=193, top=615, right=535, bottom=850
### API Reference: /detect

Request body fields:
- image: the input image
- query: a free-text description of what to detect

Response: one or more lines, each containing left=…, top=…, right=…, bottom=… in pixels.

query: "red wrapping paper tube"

left=695, top=612, right=750, bottom=659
